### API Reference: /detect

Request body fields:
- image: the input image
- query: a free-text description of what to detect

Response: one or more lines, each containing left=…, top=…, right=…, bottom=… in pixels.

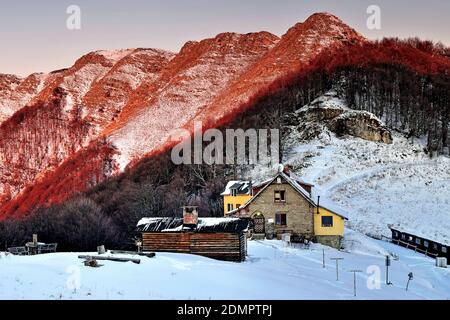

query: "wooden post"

left=97, top=245, right=106, bottom=254
left=322, top=249, right=326, bottom=268
left=330, top=257, right=344, bottom=281
left=32, top=234, right=38, bottom=245
left=349, top=270, right=363, bottom=297
left=78, top=255, right=141, bottom=264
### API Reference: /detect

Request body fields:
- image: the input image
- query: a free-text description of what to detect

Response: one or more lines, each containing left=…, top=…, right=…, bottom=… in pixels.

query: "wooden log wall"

left=142, top=232, right=246, bottom=262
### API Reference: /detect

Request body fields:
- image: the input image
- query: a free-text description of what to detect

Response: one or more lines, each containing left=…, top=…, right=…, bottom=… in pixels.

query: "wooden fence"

left=142, top=232, right=246, bottom=262
left=381, top=235, right=439, bottom=258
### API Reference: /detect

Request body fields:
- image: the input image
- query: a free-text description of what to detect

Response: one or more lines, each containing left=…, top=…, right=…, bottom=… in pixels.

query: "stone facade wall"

left=315, top=235, right=343, bottom=249
left=246, top=181, right=315, bottom=237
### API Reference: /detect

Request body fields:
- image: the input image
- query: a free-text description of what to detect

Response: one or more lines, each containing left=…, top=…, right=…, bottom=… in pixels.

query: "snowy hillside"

left=253, top=93, right=450, bottom=245
left=288, top=132, right=450, bottom=245
left=0, top=235, right=448, bottom=300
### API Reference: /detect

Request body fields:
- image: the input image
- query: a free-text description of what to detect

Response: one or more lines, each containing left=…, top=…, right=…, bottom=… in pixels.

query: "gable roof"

left=318, top=203, right=349, bottom=220
left=288, top=171, right=315, bottom=187
left=228, top=172, right=349, bottom=221
left=221, top=180, right=251, bottom=196
left=308, top=187, right=349, bottom=220
left=236, top=172, right=316, bottom=210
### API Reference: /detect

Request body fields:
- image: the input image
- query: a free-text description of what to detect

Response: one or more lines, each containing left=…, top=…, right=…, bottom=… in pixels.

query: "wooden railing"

left=381, top=235, right=439, bottom=258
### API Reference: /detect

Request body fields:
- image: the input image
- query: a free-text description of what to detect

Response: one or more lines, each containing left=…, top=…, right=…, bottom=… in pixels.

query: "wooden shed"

left=136, top=217, right=249, bottom=262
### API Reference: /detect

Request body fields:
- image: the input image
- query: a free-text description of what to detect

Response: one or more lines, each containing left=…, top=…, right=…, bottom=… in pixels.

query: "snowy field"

left=0, top=234, right=449, bottom=300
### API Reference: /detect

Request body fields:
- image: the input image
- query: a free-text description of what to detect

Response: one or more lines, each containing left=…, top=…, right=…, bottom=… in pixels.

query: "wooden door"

left=253, top=215, right=265, bottom=234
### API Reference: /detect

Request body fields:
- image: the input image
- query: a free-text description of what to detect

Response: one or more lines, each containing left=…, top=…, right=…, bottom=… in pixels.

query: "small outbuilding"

left=136, top=207, right=249, bottom=262
left=390, top=226, right=449, bottom=263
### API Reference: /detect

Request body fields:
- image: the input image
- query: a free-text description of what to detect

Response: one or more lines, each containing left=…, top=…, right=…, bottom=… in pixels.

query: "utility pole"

left=322, top=249, right=326, bottom=268
left=349, top=270, right=363, bottom=297
left=330, top=257, right=344, bottom=281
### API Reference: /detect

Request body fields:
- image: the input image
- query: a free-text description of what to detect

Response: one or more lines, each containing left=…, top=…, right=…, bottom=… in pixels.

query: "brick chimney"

left=182, top=206, right=198, bottom=227
left=283, top=165, right=292, bottom=176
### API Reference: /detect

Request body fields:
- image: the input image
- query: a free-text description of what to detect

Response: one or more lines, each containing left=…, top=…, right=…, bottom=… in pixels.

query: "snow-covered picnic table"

left=24, top=242, right=57, bottom=255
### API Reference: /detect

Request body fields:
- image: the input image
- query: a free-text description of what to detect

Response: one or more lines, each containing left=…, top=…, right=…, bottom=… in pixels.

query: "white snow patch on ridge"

left=95, top=49, right=135, bottom=61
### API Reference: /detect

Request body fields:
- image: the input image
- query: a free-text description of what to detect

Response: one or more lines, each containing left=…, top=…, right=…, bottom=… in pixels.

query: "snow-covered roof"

left=309, top=188, right=349, bottom=219
left=251, top=178, right=273, bottom=188
left=136, top=217, right=249, bottom=233
left=318, top=199, right=349, bottom=219
left=280, top=172, right=315, bottom=203
left=288, top=171, right=314, bottom=187
left=236, top=172, right=316, bottom=210
left=220, top=180, right=251, bottom=196
left=389, top=225, right=450, bottom=247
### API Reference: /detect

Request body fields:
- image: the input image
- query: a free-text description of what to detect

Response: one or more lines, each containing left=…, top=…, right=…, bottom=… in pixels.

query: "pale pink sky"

left=1, top=0, right=449, bottom=76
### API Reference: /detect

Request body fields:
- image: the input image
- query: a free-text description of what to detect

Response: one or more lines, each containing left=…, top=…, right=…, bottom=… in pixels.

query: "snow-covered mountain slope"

left=0, top=74, right=23, bottom=123
left=107, top=13, right=364, bottom=169
left=0, top=13, right=369, bottom=216
left=0, top=49, right=171, bottom=206
left=1, top=12, right=447, bottom=223
left=1, top=237, right=448, bottom=299
left=82, top=48, right=175, bottom=131
left=0, top=72, right=57, bottom=124
left=107, top=31, right=280, bottom=169
left=196, top=13, right=365, bottom=125
left=291, top=132, right=450, bottom=244
left=252, top=92, right=450, bottom=245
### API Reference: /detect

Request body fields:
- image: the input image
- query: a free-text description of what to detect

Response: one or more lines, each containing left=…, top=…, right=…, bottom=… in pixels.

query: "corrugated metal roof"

left=136, top=217, right=249, bottom=233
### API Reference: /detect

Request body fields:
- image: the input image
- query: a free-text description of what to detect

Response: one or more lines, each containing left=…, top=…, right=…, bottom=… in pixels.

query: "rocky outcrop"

left=287, top=91, right=393, bottom=144
left=329, top=111, right=393, bottom=144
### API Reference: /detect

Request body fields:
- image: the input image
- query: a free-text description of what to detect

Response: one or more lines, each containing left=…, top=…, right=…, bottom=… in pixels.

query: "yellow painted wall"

left=314, top=207, right=345, bottom=236
left=223, top=194, right=252, bottom=216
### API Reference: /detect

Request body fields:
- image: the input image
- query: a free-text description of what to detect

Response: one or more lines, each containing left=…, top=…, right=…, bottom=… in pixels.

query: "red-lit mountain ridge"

left=0, top=12, right=448, bottom=219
